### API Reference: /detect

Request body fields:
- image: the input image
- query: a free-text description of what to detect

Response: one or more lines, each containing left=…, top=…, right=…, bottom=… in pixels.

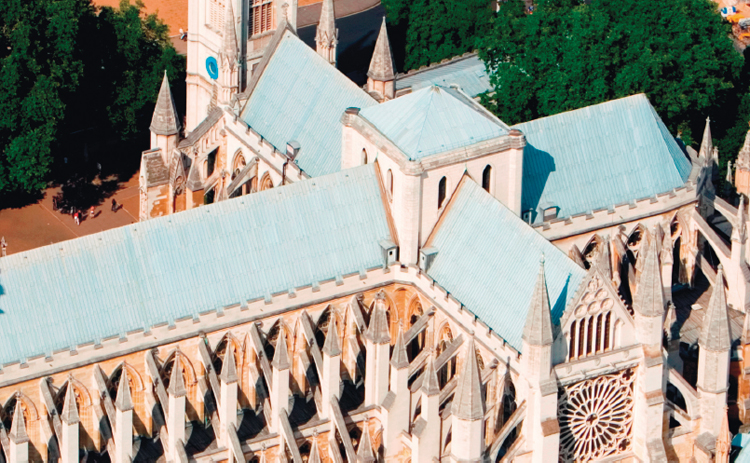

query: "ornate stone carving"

left=558, top=368, right=635, bottom=462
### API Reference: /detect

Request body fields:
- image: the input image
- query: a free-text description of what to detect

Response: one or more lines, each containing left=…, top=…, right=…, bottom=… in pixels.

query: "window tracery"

left=567, top=275, right=615, bottom=360
left=558, top=368, right=635, bottom=462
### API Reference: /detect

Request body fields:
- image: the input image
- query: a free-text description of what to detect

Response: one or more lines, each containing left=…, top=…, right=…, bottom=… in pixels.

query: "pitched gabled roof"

left=367, top=17, right=395, bottom=82
left=359, top=85, right=509, bottom=160
left=395, top=53, right=491, bottom=99
left=425, top=177, right=585, bottom=351
left=0, top=165, right=392, bottom=365
left=241, top=30, right=377, bottom=177
left=150, top=72, right=181, bottom=136
left=515, top=94, right=692, bottom=222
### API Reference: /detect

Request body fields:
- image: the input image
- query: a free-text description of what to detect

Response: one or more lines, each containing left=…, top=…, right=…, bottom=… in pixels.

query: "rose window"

left=558, top=368, right=635, bottom=462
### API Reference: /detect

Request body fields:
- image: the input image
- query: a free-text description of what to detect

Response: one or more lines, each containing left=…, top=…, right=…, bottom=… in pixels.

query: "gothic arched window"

left=438, top=177, right=447, bottom=209
left=482, top=165, right=492, bottom=192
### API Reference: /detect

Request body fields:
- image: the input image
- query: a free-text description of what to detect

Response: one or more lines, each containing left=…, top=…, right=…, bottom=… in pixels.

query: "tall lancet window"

left=250, top=0, right=274, bottom=36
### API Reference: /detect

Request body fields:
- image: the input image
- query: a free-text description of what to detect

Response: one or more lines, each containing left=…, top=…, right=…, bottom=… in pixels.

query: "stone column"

left=61, top=385, right=79, bottom=463
left=220, top=345, right=239, bottom=462
left=271, top=334, right=291, bottom=433
left=384, top=328, right=410, bottom=457
left=167, top=358, right=187, bottom=459
left=321, top=322, right=342, bottom=421
left=450, top=339, right=484, bottom=462
left=114, top=371, right=134, bottom=463
left=413, top=357, right=440, bottom=462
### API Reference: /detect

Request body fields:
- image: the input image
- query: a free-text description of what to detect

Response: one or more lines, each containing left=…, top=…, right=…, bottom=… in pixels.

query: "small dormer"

left=539, top=202, right=558, bottom=222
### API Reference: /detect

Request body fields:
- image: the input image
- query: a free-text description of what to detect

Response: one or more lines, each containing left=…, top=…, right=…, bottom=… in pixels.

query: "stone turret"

left=366, top=17, right=395, bottom=101
left=219, top=0, right=239, bottom=105
left=633, top=234, right=666, bottom=347
left=150, top=72, right=181, bottom=164
left=315, top=0, right=337, bottom=66
left=364, top=292, right=391, bottom=405
left=699, top=117, right=713, bottom=161
left=451, top=338, right=484, bottom=461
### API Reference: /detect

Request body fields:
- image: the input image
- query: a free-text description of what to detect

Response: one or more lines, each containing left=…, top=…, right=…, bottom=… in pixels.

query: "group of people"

left=52, top=198, right=119, bottom=226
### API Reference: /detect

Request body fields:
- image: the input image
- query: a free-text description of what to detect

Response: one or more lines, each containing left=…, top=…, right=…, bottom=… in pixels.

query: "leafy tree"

left=479, top=0, right=744, bottom=174
left=382, top=0, right=493, bottom=70
left=0, top=0, right=184, bottom=200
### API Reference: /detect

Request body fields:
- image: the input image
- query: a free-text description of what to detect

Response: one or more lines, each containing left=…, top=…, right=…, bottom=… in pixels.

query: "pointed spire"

left=115, top=369, right=134, bottom=412
left=61, top=382, right=79, bottom=425
left=390, top=326, right=409, bottom=369
left=9, top=398, right=29, bottom=444
left=322, top=321, right=342, bottom=357
left=367, top=17, right=395, bottom=82
left=727, top=160, right=734, bottom=184
left=220, top=343, right=239, bottom=384
left=315, top=0, right=336, bottom=44
left=150, top=72, right=181, bottom=136
left=272, top=333, right=291, bottom=370
left=716, top=408, right=731, bottom=463
left=421, top=356, right=440, bottom=397
left=452, top=338, right=484, bottom=421
left=221, top=0, right=238, bottom=65
left=167, top=356, right=187, bottom=397
left=308, top=436, right=322, bottom=463
left=633, top=235, right=665, bottom=317
left=356, top=421, right=376, bottom=462
left=365, top=292, right=391, bottom=344
left=738, top=125, right=750, bottom=171
left=522, top=257, right=554, bottom=346
left=700, top=266, right=732, bottom=352
left=699, top=117, right=712, bottom=160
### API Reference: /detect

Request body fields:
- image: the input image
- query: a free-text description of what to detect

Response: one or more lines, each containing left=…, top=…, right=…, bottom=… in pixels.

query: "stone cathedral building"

left=3, top=0, right=750, bottom=462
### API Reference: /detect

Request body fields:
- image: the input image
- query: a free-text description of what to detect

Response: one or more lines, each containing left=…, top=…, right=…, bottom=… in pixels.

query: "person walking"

left=74, top=211, right=80, bottom=226
left=89, top=206, right=95, bottom=219
left=111, top=198, right=118, bottom=212
left=1, top=237, right=6, bottom=257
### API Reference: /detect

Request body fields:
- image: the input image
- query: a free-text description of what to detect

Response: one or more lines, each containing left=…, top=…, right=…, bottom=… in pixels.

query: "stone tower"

left=150, top=72, right=181, bottom=164
left=315, top=0, right=337, bottom=66
left=367, top=17, right=396, bottom=101
left=218, top=0, right=239, bottom=106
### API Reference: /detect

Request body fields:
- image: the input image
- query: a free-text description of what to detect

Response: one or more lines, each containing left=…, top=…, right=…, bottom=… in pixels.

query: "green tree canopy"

left=0, top=0, right=184, bottom=199
left=478, top=0, right=746, bottom=166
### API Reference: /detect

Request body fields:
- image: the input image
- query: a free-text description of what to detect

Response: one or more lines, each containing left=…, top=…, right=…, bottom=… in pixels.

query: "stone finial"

left=699, top=266, right=732, bottom=352
left=633, top=235, right=665, bottom=318
left=699, top=116, right=712, bottom=160
left=308, top=436, right=322, bottom=463
left=452, top=338, right=484, bottom=421
left=356, top=420, right=376, bottom=462
left=167, top=356, right=188, bottom=397
left=522, top=257, right=554, bottom=346
left=9, top=401, right=29, bottom=444
left=322, top=320, right=342, bottom=357
left=390, top=326, right=409, bottom=369
left=272, top=333, right=291, bottom=370
left=221, top=0, right=238, bottom=65
left=421, top=356, right=440, bottom=397
left=220, top=343, right=239, bottom=384
left=365, top=292, right=391, bottom=344
left=114, top=369, right=134, bottom=412
left=61, top=383, right=80, bottom=425
left=367, top=17, right=395, bottom=82
left=150, top=71, right=181, bottom=136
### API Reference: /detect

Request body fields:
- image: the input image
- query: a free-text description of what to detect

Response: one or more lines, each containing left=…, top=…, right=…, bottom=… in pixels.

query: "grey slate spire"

left=356, top=421, right=375, bottom=462
left=699, top=266, right=732, bottom=352
left=61, top=383, right=79, bottom=425
left=452, top=338, right=484, bottom=421
left=115, top=369, right=134, bottom=412
left=150, top=72, right=181, bottom=136
left=221, top=0, right=238, bottom=66
left=421, top=356, right=440, bottom=397
left=633, top=235, right=665, bottom=318
left=220, top=343, right=239, bottom=384
left=365, top=293, right=390, bottom=344
left=9, top=399, right=29, bottom=444
left=367, top=17, right=395, bottom=82
left=308, top=437, right=322, bottom=463
left=522, top=257, right=554, bottom=346
left=315, top=0, right=336, bottom=45
left=272, top=333, right=291, bottom=370
left=167, top=356, right=187, bottom=397
left=699, top=117, right=713, bottom=160
left=390, top=326, right=409, bottom=369
left=322, top=321, right=342, bottom=357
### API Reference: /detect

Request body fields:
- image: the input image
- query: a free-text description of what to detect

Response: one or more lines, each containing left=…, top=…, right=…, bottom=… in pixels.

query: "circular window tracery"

left=558, top=368, right=635, bottom=462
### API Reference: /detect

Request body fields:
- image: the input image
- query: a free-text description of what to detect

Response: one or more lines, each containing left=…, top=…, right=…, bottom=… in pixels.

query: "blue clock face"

left=206, top=56, right=219, bottom=80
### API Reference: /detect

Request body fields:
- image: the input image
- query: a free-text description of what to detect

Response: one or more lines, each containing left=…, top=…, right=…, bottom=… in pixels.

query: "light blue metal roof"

left=395, top=54, right=491, bottom=98
left=359, top=85, right=509, bottom=160
left=426, top=178, right=586, bottom=351
left=514, top=94, right=693, bottom=222
left=241, top=31, right=377, bottom=177
left=0, top=165, right=391, bottom=365
left=737, top=443, right=750, bottom=463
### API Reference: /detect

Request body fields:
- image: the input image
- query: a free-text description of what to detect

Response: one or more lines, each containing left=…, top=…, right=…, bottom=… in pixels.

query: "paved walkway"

left=0, top=174, right=141, bottom=257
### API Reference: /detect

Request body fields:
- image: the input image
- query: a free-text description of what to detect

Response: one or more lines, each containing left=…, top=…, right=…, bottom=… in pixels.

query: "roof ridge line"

left=411, top=88, right=439, bottom=158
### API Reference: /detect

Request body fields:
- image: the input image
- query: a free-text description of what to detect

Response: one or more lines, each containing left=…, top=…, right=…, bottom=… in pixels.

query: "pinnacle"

left=633, top=235, right=665, bottom=318
left=323, top=321, right=342, bottom=357
left=365, top=293, right=390, bottom=344
left=222, top=0, right=238, bottom=63
left=315, top=0, right=336, bottom=44
left=272, top=333, right=291, bottom=370
left=356, top=421, right=375, bottom=462
left=9, top=400, right=28, bottom=444
left=522, top=257, right=554, bottom=346
left=167, top=356, right=187, bottom=398
left=390, top=327, right=409, bottom=369
left=114, top=369, right=134, bottom=412
left=367, top=17, right=395, bottom=82
left=699, top=116, right=712, bottom=159
left=61, top=383, right=80, bottom=425
left=421, top=356, right=440, bottom=397
left=452, top=338, right=484, bottom=421
left=308, top=437, right=322, bottom=463
left=699, top=266, right=732, bottom=352
left=150, top=71, right=181, bottom=136
left=220, top=343, right=239, bottom=384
